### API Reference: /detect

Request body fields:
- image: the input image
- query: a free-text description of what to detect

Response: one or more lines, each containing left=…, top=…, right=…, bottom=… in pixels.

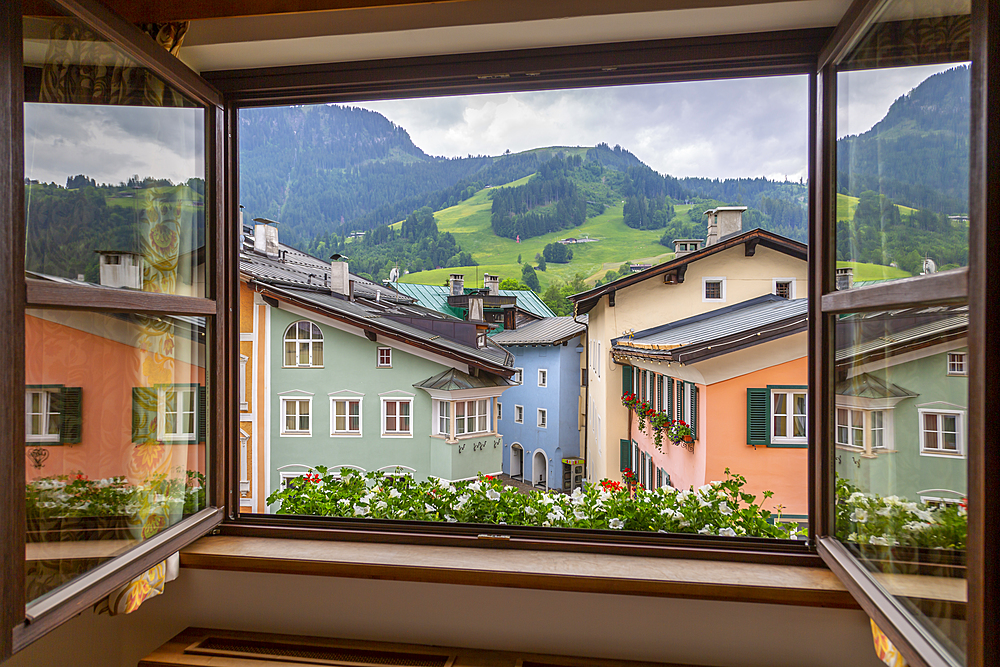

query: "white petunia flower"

left=718, top=527, right=737, bottom=537
left=698, top=525, right=713, bottom=535
left=376, top=500, right=388, bottom=511
left=486, top=489, right=501, bottom=501
left=525, top=506, right=537, bottom=516
left=574, top=509, right=586, bottom=520
left=609, top=518, right=624, bottom=529
left=389, top=488, right=401, bottom=498
left=353, top=504, right=369, bottom=516
left=718, top=502, right=733, bottom=516
left=849, top=508, right=868, bottom=523
left=468, top=481, right=483, bottom=493
left=869, top=535, right=890, bottom=546
left=914, top=509, right=934, bottom=522
left=424, top=503, right=436, bottom=513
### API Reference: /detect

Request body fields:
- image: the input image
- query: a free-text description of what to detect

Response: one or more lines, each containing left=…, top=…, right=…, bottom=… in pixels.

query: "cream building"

left=570, top=211, right=809, bottom=483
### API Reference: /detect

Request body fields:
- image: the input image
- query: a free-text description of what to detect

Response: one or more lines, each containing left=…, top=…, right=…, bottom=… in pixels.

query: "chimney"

left=468, top=295, right=484, bottom=322
left=704, top=207, right=746, bottom=246
left=673, top=239, right=702, bottom=257
left=97, top=250, right=142, bottom=289
left=330, top=255, right=350, bottom=296
left=836, top=267, right=854, bottom=291
left=484, top=273, right=499, bottom=296
left=449, top=273, right=465, bottom=296
left=253, top=218, right=280, bottom=259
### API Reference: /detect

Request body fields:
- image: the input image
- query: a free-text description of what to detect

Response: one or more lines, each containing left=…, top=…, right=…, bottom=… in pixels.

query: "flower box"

left=26, top=515, right=132, bottom=544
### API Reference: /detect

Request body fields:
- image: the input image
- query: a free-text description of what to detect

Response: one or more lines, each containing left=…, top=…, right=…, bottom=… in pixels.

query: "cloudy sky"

left=24, top=103, right=204, bottom=187
left=22, top=64, right=958, bottom=188
left=358, top=64, right=958, bottom=181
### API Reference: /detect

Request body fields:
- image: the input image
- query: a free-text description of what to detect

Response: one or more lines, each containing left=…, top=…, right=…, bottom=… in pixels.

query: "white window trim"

left=381, top=397, right=414, bottom=438
left=918, top=408, right=965, bottom=457
left=280, top=396, right=313, bottom=437
left=453, top=398, right=492, bottom=437
left=538, top=368, right=548, bottom=387
left=25, top=388, right=61, bottom=443
left=435, top=399, right=451, bottom=438
left=537, top=408, right=547, bottom=429
left=377, top=347, right=393, bottom=368
left=158, top=385, right=198, bottom=442
left=770, top=389, right=807, bottom=445
left=947, top=352, right=967, bottom=376
left=239, top=354, right=249, bottom=411
left=513, top=368, right=524, bottom=385
left=330, top=396, right=363, bottom=437
left=514, top=404, right=524, bottom=424
left=702, top=276, right=726, bottom=302
left=497, top=402, right=502, bottom=421
left=283, top=320, right=324, bottom=368
left=772, top=277, right=796, bottom=300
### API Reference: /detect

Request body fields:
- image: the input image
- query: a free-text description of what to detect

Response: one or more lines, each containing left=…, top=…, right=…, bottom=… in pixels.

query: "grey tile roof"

left=612, top=295, right=807, bottom=354
left=489, top=316, right=586, bottom=346
left=261, top=283, right=514, bottom=370
left=834, top=313, right=968, bottom=363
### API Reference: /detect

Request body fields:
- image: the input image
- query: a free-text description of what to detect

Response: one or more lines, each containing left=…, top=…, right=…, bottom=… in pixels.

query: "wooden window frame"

left=2, top=0, right=229, bottom=657
left=810, top=1, right=998, bottom=666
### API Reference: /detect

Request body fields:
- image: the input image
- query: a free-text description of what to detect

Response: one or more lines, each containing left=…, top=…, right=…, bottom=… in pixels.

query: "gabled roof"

left=835, top=373, right=917, bottom=400
left=253, top=281, right=514, bottom=374
left=391, top=282, right=555, bottom=319
left=834, top=306, right=968, bottom=365
left=413, top=367, right=511, bottom=391
left=490, top=316, right=586, bottom=346
left=569, top=228, right=807, bottom=315
left=612, top=294, right=807, bottom=364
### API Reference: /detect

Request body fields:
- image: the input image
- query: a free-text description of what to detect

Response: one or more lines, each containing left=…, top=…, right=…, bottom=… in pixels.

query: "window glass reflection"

left=25, top=308, right=209, bottom=604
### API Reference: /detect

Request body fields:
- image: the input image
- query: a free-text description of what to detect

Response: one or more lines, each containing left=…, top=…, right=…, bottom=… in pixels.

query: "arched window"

left=284, top=321, right=324, bottom=367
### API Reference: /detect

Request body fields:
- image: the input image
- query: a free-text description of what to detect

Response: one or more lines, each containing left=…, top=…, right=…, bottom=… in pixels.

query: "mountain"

left=837, top=65, right=970, bottom=214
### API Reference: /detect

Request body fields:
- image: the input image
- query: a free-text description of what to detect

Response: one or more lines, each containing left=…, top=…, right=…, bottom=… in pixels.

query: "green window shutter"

left=747, top=387, right=769, bottom=446
left=622, top=365, right=633, bottom=396
left=619, top=439, right=632, bottom=472
left=198, top=385, right=208, bottom=444
left=676, top=381, right=684, bottom=422
left=59, top=387, right=82, bottom=444
left=666, top=377, right=673, bottom=419
left=690, top=384, right=698, bottom=439
left=132, top=387, right=158, bottom=444
left=656, top=375, right=663, bottom=411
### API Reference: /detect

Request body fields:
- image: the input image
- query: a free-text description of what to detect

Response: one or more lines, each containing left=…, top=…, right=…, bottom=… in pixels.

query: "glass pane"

left=835, top=1, right=970, bottom=290
left=23, top=7, right=206, bottom=296
left=25, top=308, right=209, bottom=606
left=834, top=304, right=967, bottom=660
left=312, top=341, right=323, bottom=366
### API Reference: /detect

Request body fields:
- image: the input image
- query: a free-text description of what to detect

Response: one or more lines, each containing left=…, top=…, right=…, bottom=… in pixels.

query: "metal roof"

left=612, top=295, right=807, bottom=355
left=490, top=316, right=586, bottom=346
left=390, top=282, right=556, bottom=319
left=413, top=367, right=512, bottom=391
left=835, top=373, right=917, bottom=400
left=261, top=283, right=513, bottom=370
left=835, top=314, right=968, bottom=363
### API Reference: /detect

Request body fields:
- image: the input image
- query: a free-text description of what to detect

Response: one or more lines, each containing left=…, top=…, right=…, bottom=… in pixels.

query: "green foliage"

left=499, top=277, right=530, bottom=290
left=266, top=467, right=802, bottom=539
left=542, top=242, right=572, bottom=263
left=536, top=255, right=546, bottom=271
left=490, top=155, right=587, bottom=240
left=835, top=476, right=966, bottom=550
left=540, top=273, right=588, bottom=316
left=521, top=263, right=541, bottom=292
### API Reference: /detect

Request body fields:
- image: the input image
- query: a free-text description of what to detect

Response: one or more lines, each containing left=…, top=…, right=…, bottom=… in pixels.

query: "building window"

left=281, top=397, right=312, bottom=436
left=160, top=386, right=198, bottom=441
left=947, top=352, right=967, bottom=375
left=377, top=347, right=392, bottom=368
left=284, top=321, right=324, bottom=367
left=703, top=277, right=725, bottom=302
left=382, top=398, right=412, bottom=436
left=773, top=278, right=795, bottom=299
left=919, top=410, right=963, bottom=456
left=331, top=398, right=362, bottom=436
left=538, top=369, right=548, bottom=387
left=514, top=405, right=524, bottom=424
left=746, top=386, right=805, bottom=447
left=25, top=387, right=81, bottom=444
left=513, top=368, right=523, bottom=384
left=871, top=411, right=885, bottom=450
left=438, top=400, right=451, bottom=437
left=835, top=408, right=864, bottom=449
left=497, top=402, right=502, bottom=420
left=537, top=408, right=547, bottom=428
left=239, top=355, right=249, bottom=411
left=771, top=389, right=806, bottom=443
left=456, top=399, right=490, bottom=436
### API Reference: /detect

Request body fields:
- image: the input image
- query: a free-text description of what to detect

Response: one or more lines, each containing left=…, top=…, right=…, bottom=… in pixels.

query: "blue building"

left=491, top=317, right=586, bottom=490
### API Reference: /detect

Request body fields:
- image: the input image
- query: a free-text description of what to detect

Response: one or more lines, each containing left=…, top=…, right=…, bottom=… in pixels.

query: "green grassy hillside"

left=396, top=182, right=677, bottom=289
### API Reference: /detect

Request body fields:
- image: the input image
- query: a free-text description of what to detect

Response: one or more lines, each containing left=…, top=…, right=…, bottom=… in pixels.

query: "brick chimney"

left=449, top=273, right=465, bottom=296
left=836, top=267, right=854, bottom=291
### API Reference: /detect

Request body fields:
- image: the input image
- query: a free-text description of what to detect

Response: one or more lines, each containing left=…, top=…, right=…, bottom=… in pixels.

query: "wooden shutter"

left=622, top=365, right=633, bottom=396
left=666, top=377, right=673, bottom=419
left=619, top=438, right=631, bottom=472
left=656, top=375, right=663, bottom=411
left=198, top=385, right=208, bottom=444
left=747, top=387, right=769, bottom=446
left=676, top=381, right=684, bottom=422
left=689, top=383, right=698, bottom=439
left=59, top=387, right=82, bottom=444
left=132, top=387, right=158, bottom=443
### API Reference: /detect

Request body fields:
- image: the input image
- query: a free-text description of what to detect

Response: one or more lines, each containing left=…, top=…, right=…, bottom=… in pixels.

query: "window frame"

left=514, top=404, right=524, bottom=424
left=330, top=393, right=364, bottom=437
left=702, top=276, right=726, bottom=302
left=773, top=277, right=796, bottom=299
left=947, top=351, right=967, bottom=375
left=283, top=320, right=325, bottom=368
left=377, top=346, right=393, bottom=368
left=769, top=387, right=808, bottom=446
left=537, top=368, right=548, bottom=387
left=537, top=408, right=547, bottom=429
left=3, top=0, right=228, bottom=656
left=380, top=396, right=413, bottom=438
left=917, top=408, right=965, bottom=457
left=280, top=395, right=313, bottom=437
left=24, top=386, right=62, bottom=443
